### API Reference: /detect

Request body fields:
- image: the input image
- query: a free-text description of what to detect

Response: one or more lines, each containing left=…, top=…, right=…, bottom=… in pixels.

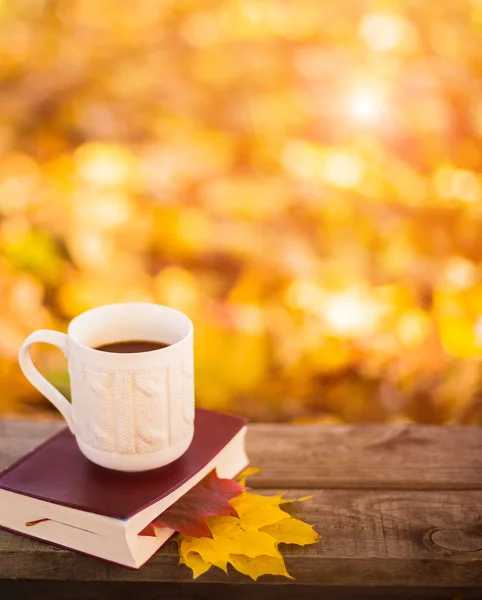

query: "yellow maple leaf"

left=179, top=516, right=280, bottom=564
left=228, top=554, right=293, bottom=581
left=179, top=552, right=210, bottom=579
left=178, top=486, right=319, bottom=581
left=230, top=492, right=289, bottom=528
left=260, top=516, right=319, bottom=546
left=179, top=535, right=218, bottom=564
left=236, top=467, right=261, bottom=486
left=210, top=517, right=281, bottom=558
left=181, top=548, right=229, bottom=577
left=212, top=559, right=228, bottom=573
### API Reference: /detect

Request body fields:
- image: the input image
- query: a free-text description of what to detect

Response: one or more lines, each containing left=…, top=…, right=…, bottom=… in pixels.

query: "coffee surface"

left=94, top=340, right=169, bottom=353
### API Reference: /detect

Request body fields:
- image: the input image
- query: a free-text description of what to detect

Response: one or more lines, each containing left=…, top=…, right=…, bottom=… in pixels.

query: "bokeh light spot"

left=359, top=12, right=412, bottom=52
left=434, top=166, right=481, bottom=203
left=346, top=84, right=386, bottom=125
left=321, top=150, right=365, bottom=189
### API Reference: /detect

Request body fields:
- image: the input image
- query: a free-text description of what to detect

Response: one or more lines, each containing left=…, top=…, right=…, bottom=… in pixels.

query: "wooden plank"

left=2, top=420, right=482, bottom=490
left=246, top=424, right=482, bottom=490
left=2, top=581, right=482, bottom=600
left=1, top=420, right=481, bottom=589
left=1, top=489, right=481, bottom=586
left=0, top=420, right=64, bottom=471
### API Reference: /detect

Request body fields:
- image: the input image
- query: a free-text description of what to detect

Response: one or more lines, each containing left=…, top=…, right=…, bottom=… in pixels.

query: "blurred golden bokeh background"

left=2, top=0, right=482, bottom=423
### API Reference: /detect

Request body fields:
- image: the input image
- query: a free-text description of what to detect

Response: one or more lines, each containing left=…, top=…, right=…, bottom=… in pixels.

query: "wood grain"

left=1, top=489, right=481, bottom=585
left=0, top=420, right=64, bottom=471
left=2, top=420, right=482, bottom=489
left=1, top=419, right=482, bottom=594
left=246, top=424, right=482, bottom=490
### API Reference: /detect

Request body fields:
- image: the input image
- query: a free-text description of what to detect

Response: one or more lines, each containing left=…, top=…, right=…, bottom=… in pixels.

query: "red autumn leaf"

left=140, top=470, right=243, bottom=538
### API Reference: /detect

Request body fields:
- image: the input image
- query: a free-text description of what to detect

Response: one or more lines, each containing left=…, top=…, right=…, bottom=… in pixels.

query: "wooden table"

left=1, top=420, right=481, bottom=599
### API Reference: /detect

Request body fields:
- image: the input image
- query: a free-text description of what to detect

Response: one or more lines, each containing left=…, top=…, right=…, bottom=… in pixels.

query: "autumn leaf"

left=228, top=554, right=293, bottom=581
left=260, top=516, right=319, bottom=546
left=180, top=516, right=280, bottom=564
left=179, top=552, right=211, bottom=579
left=140, top=470, right=243, bottom=538
left=236, top=467, right=261, bottom=487
left=230, top=492, right=290, bottom=528
left=138, top=465, right=318, bottom=580
left=178, top=488, right=319, bottom=580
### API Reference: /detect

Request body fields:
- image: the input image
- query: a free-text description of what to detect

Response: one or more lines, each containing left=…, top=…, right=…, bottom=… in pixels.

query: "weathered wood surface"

left=2, top=420, right=482, bottom=490
left=1, top=420, right=482, bottom=598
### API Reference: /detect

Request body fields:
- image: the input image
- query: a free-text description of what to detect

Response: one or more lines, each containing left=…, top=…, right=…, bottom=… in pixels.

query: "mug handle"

left=18, top=330, right=76, bottom=434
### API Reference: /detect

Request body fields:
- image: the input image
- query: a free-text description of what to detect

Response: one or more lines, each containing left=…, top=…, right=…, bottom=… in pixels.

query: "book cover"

left=0, top=408, right=247, bottom=519
left=0, top=408, right=249, bottom=567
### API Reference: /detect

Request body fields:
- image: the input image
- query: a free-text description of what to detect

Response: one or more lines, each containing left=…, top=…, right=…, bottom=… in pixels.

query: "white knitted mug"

left=18, top=303, right=195, bottom=472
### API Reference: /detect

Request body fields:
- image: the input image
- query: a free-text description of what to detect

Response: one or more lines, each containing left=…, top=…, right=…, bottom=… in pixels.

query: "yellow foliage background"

left=2, top=0, right=482, bottom=423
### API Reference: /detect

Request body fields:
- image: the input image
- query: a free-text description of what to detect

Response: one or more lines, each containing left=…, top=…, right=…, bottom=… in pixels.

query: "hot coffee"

left=94, top=340, right=169, bottom=353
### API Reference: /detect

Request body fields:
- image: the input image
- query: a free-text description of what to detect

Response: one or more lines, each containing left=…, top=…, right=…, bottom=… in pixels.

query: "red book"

left=0, top=408, right=248, bottom=568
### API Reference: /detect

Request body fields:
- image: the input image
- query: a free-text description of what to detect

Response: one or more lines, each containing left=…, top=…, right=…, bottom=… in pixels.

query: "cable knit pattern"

left=182, top=356, right=195, bottom=435
left=114, top=371, right=136, bottom=454
left=73, top=361, right=194, bottom=455
left=134, top=373, right=169, bottom=453
left=78, top=367, right=114, bottom=451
